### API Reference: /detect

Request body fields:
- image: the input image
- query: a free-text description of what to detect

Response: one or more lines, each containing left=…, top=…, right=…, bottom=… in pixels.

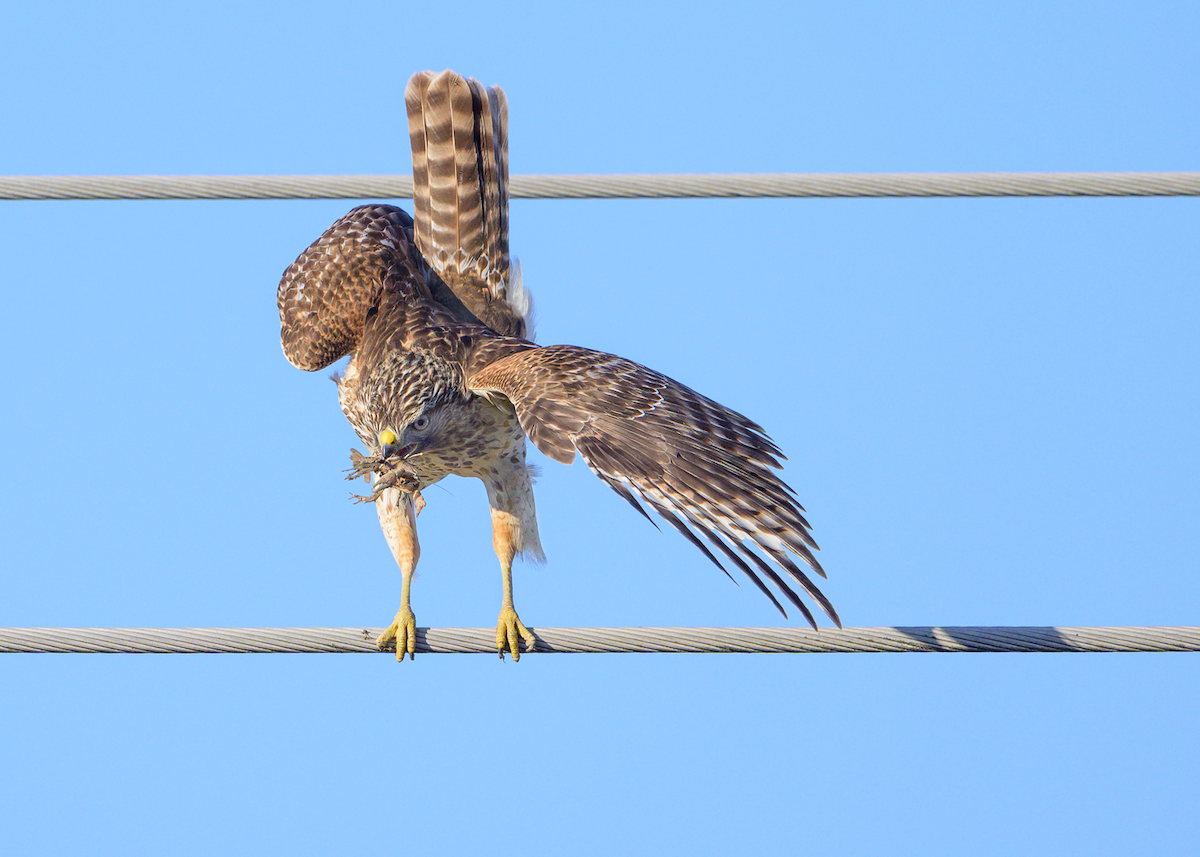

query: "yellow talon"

left=496, top=605, right=535, bottom=661
left=377, top=605, right=417, bottom=662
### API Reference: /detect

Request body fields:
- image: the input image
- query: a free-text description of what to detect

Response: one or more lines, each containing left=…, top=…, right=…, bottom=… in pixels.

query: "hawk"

left=278, top=69, right=838, bottom=660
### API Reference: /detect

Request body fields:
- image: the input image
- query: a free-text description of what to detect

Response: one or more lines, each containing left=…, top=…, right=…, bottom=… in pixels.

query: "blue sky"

left=2, top=2, right=1198, bottom=854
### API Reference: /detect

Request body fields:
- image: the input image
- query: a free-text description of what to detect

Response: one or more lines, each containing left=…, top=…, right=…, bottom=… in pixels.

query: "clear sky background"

left=2, top=2, right=1198, bottom=854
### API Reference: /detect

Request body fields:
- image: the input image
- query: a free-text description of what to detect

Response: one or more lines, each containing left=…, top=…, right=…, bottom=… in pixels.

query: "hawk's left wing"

left=469, top=345, right=838, bottom=628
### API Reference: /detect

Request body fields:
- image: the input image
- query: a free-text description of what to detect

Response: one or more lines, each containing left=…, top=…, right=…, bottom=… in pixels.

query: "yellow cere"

left=378, top=429, right=397, bottom=446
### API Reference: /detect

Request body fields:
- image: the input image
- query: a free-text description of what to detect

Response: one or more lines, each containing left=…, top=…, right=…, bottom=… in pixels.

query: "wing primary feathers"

left=644, top=476, right=799, bottom=622
left=470, top=344, right=837, bottom=624
left=684, top=497, right=835, bottom=627
left=771, top=552, right=841, bottom=627
left=590, top=467, right=660, bottom=530
left=646, top=499, right=738, bottom=586
left=739, top=547, right=818, bottom=629
left=666, top=453, right=812, bottom=542
left=697, top=527, right=791, bottom=619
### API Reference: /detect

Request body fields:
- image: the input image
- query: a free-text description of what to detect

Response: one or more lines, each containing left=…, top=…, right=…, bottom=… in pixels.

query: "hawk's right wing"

left=277, top=204, right=423, bottom=371
left=406, top=69, right=532, bottom=340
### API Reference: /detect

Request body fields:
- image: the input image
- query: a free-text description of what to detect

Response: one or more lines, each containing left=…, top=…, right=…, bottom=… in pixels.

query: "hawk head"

left=377, top=411, right=436, bottom=461
left=375, top=397, right=476, bottom=465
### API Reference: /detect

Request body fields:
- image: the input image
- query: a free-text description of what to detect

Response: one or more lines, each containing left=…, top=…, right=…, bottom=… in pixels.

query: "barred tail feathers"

left=405, top=69, right=531, bottom=340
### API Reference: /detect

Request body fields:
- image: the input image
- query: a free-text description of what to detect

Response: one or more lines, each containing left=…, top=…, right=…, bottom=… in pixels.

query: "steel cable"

left=2, top=172, right=1199, bottom=201
left=2, top=626, right=1198, bottom=654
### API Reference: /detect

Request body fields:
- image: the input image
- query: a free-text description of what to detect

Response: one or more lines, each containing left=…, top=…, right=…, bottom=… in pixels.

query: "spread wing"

left=469, top=345, right=838, bottom=628
left=277, top=205, right=426, bottom=371
left=406, top=69, right=532, bottom=340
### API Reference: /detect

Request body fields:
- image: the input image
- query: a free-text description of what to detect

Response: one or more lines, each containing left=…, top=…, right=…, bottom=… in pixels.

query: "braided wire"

left=2, top=626, right=1197, bottom=654
left=2, top=172, right=1198, bottom=201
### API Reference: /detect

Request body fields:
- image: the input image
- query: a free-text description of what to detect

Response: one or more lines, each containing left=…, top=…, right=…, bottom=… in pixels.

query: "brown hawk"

left=278, top=69, right=838, bottom=661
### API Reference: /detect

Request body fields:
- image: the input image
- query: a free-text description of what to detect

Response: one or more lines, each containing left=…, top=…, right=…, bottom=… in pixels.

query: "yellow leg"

left=375, top=487, right=419, bottom=662
left=496, top=559, right=536, bottom=661
left=492, top=508, right=536, bottom=660
left=481, top=452, right=541, bottom=661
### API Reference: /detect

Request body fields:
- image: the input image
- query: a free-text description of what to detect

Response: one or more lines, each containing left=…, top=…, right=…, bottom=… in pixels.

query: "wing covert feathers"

left=278, top=205, right=421, bottom=371
left=406, top=70, right=529, bottom=339
left=470, top=346, right=839, bottom=628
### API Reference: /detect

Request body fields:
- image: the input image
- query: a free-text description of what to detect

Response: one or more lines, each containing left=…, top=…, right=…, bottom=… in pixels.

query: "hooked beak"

left=382, top=440, right=423, bottom=461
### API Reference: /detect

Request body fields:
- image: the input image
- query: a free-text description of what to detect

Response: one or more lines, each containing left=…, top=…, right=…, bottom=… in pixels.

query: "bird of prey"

left=278, top=69, right=838, bottom=661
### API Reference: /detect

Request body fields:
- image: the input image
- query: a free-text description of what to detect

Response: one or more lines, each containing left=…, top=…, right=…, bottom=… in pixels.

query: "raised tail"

left=406, top=69, right=532, bottom=340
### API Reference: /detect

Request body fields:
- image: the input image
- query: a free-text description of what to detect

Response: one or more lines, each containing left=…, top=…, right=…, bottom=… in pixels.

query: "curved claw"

left=377, top=606, right=417, bottom=662
left=496, top=606, right=536, bottom=661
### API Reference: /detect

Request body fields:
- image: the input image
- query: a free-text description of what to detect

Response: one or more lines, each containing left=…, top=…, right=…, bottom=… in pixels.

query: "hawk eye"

left=412, top=415, right=430, bottom=431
